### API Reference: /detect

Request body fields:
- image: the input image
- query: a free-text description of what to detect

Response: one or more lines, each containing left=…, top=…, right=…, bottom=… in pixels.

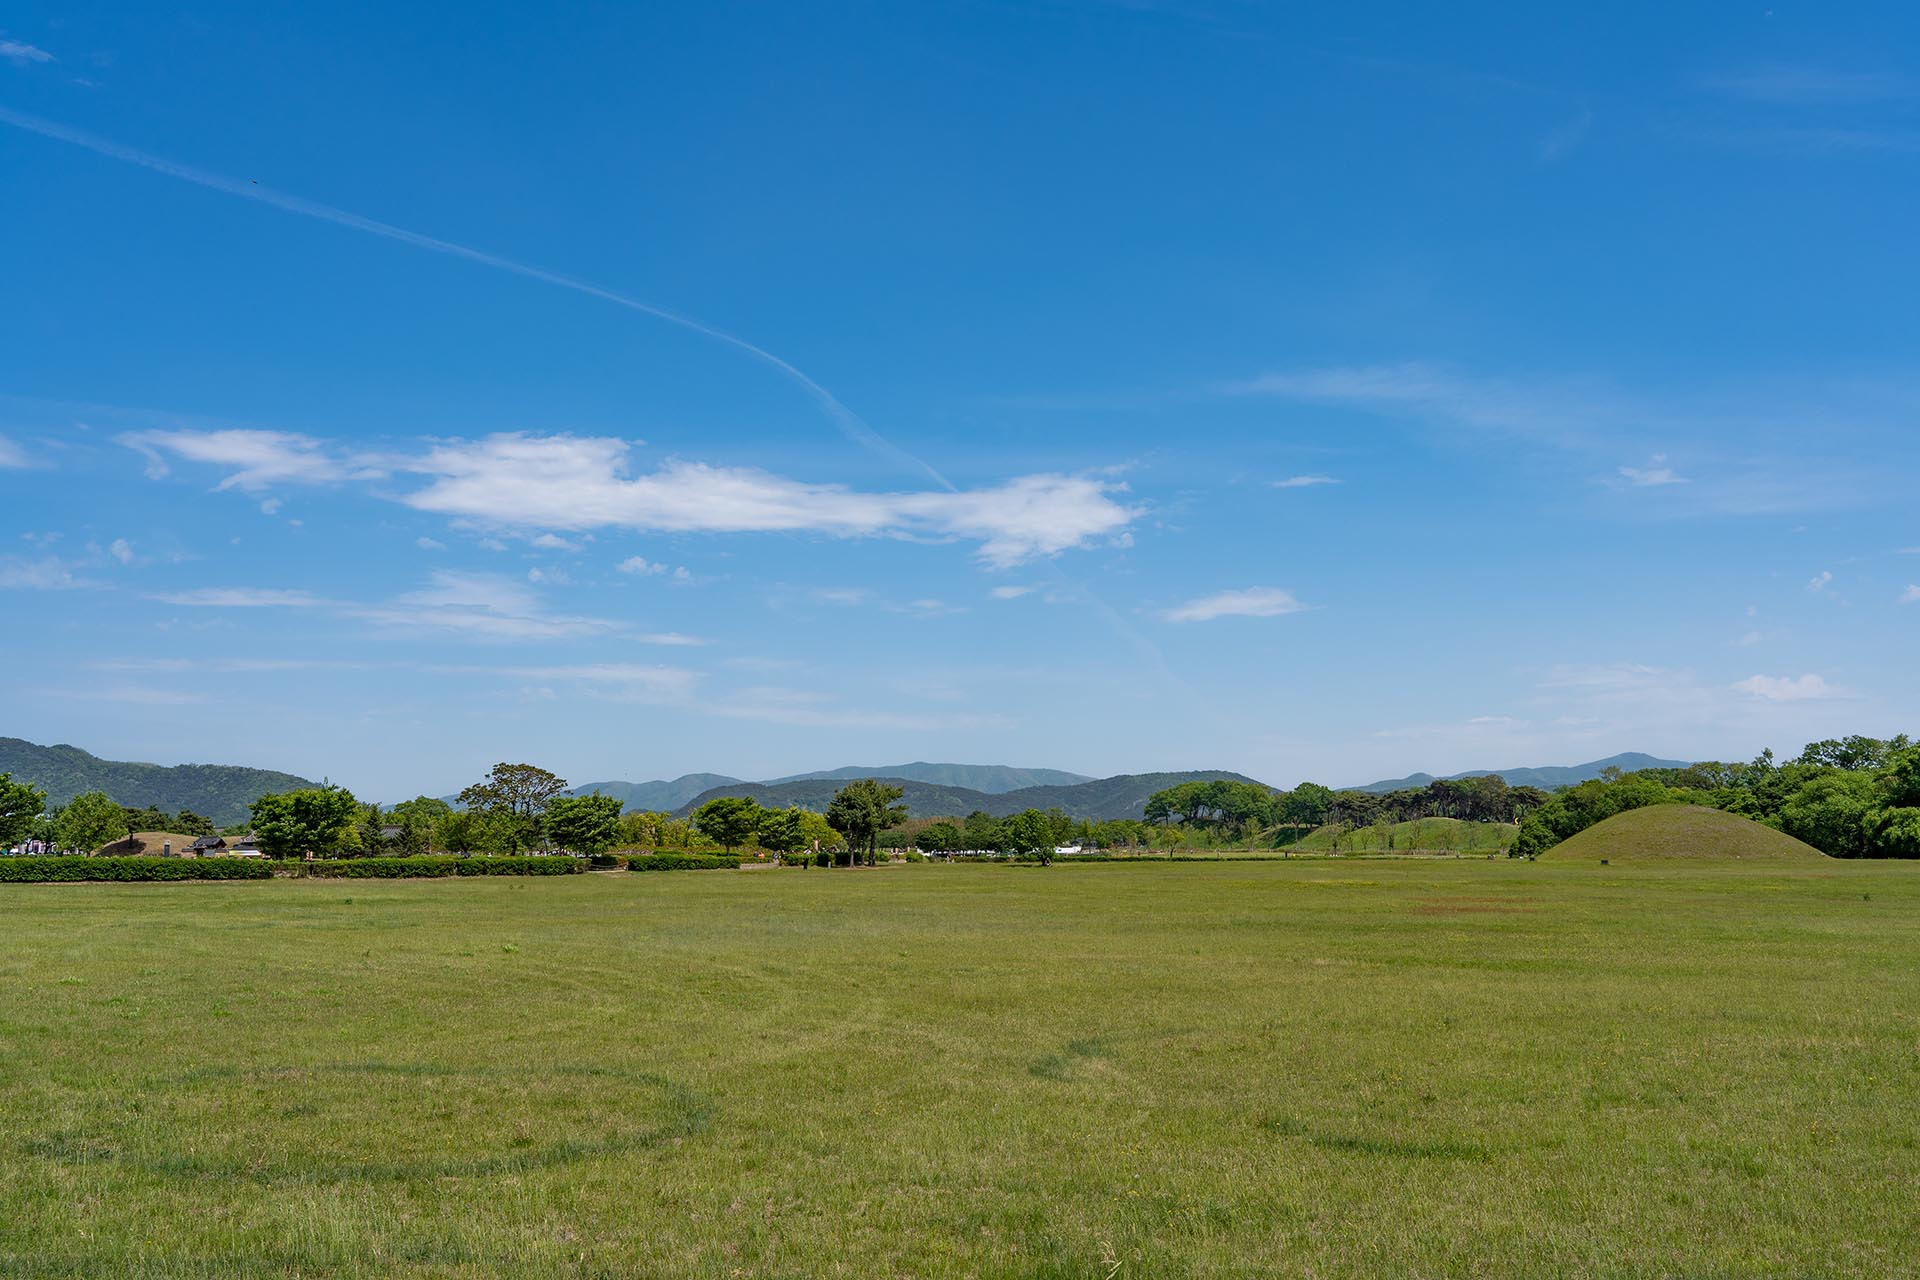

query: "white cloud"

left=0, top=40, right=55, bottom=65
left=1732, top=673, right=1851, bottom=702
left=146, top=572, right=623, bottom=642
left=434, top=662, right=700, bottom=703
left=1270, top=474, right=1339, bottom=489
left=416, top=536, right=446, bottom=551
left=108, top=537, right=134, bottom=565
left=1737, top=630, right=1763, bottom=646
left=259, top=498, right=283, bottom=516
left=1901, top=585, right=1920, bottom=605
left=811, top=587, right=871, bottom=606
left=354, top=570, right=613, bottom=641
left=530, top=533, right=579, bottom=552
left=990, top=584, right=1036, bottom=600
left=1619, top=454, right=1688, bottom=487
left=892, top=598, right=967, bottom=618
left=149, top=587, right=326, bottom=608
left=398, top=435, right=1137, bottom=567
left=617, top=555, right=667, bottom=575
left=1163, top=586, right=1309, bottom=623
left=121, top=428, right=348, bottom=492
left=1808, top=569, right=1834, bottom=593
left=0, top=435, right=30, bottom=468
left=1700, top=65, right=1911, bottom=105
left=126, top=429, right=1138, bottom=567
left=0, top=556, right=93, bottom=590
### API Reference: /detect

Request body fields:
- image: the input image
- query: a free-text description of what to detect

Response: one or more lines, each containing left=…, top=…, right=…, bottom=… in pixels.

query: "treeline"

left=0, top=776, right=223, bottom=854
left=1137, top=775, right=1547, bottom=846
left=1512, top=735, right=1919, bottom=859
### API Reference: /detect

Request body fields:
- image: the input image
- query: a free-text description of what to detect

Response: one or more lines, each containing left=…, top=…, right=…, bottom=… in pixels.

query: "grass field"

left=3, top=859, right=1917, bottom=1278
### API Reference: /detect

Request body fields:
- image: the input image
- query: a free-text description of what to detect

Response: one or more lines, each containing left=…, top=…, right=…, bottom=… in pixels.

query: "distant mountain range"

left=565, top=774, right=742, bottom=812
left=0, top=738, right=317, bottom=826
left=1352, top=752, right=1690, bottom=794
left=561, top=762, right=1092, bottom=812
left=3, top=736, right=1695, bottom=831
left=670, top=770, right=1263, bottom=822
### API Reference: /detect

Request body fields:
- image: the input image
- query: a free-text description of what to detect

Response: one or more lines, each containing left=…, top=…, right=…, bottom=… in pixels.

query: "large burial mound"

left=1542, top=804, right=1827, bottom=863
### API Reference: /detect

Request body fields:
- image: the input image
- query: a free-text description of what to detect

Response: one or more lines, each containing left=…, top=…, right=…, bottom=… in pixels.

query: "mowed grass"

left=2, top=860, right=1917, bottom=1278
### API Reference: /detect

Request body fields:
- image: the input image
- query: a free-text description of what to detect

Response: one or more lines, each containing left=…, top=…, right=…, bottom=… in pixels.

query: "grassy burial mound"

left=1287, top=817, right=1515, bottom=854
left=1540, top=804, right=1826, bottom=863
left=94, top=831, right=203, bottom=857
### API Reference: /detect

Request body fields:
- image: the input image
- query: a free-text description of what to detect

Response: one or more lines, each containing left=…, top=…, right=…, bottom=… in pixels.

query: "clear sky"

left=3, top=1, right=1917, bottom=796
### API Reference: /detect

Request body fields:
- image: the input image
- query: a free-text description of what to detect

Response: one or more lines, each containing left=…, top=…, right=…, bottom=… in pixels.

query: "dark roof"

left=191, top=835, right=225, bottom=849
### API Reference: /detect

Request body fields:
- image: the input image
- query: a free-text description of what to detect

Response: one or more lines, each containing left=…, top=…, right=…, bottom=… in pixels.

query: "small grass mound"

left=1541, top=804, right=1826, bottom=863
left=1285, top=816, right=1514, bottom=854
left=95, top=831, right=202, bottom=857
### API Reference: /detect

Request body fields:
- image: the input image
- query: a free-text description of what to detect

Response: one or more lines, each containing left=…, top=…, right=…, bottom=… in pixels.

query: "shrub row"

left=626, top=852, right=738, bottom=872
left=0, top=856, right=274, bottom=883
left=303, top=856, right=587, bottom=878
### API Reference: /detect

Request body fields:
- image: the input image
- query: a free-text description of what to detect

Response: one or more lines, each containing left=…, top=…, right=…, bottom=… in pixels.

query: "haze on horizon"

left=3, top=2, right=1916, bottom=798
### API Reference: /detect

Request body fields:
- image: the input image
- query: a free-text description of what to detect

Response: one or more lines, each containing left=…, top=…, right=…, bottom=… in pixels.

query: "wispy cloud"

left=0, top=435, right=30, bottom=468
left=120, top=428, right=356, bottom=491
left=1270, top=474, right=1339, bottom=489
left=1619, top=454, right=1687, bottom=486
left=145, top=572, right=658, bottom=643
left=1540, top=109, right=1594, bottom=161
left=0, top=556, right=96, bottom=590
left=1732, top=673, right=1852, bottom=702
left=0, top=40, right=55, bottom=65
left=151, top=587, right=325, bottom=608
left=1900, top=585, right=1920, bottom=605
left=1699, top=65, right=1912, bottom=105
left=617, top=555, right=668, bottom=576
left=127, top=430, right=1139, bottom=568
left=1163, top=586, right=1309, bottom=623
left=1807, top=569, right=1834, bottom=594
left=990, top=584, right=1037, bottom=599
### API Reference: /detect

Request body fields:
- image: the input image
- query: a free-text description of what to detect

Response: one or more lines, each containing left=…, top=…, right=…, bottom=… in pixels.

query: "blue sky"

left=3, top=1, right=1917, bottom=796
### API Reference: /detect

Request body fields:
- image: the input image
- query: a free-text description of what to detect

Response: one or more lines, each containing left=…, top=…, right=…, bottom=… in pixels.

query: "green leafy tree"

left=120, top=804, right=170, bottom=834
left=1775, top=771, right=1880, bottom=858
left=436, top=809, right=483, bottom=854
left=694, top=795, right=766, bottom=854
left=999, top=809, right=1056, bottom=863
left=389, top=796, right=452, bottom=856
left=250, top=785, right=360, bottom=859
left=545, top=793, right=625, bottom=856
left=757, top=806, right=815, bottom=863
left=56, top=789, right=124, bottom=854
left=175, top=809, right=217, bottom=838
left=826, top=779, right=908, bottom=867
left=915, top=820, right=963, bottom=854
left=457, top=763, right=569, bottom=854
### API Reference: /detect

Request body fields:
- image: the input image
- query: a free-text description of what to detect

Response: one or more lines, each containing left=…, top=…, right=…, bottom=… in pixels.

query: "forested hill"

left=565, top=774, right=742, bottom=812
left=674, top=770, right=1265, bottom=821
left=761, top=762, right=1094, bottom=792
left=1354, top=752, right=1690, bottom=794
left=0, top=738, right=317, bottom=826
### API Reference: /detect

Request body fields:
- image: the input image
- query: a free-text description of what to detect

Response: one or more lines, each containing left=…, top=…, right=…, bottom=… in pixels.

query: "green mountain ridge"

left=673, top=770, right=1264, bottom=822
left=1353, top=752, right=1690, bottom=794
left=0, top=738, right=317, bottom=827
left=761, top=762, right=1095, bottom=792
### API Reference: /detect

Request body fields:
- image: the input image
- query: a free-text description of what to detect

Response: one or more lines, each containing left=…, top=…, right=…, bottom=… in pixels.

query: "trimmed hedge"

left=304, top=856, right=587, bottom=879
left=0, top=856, right=274, bottom=883
left=626, top=852, right=738, bottom=872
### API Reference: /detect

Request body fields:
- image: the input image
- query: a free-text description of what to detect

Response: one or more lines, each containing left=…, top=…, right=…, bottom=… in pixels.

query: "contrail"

left=0, top=105, right=956, bottom=491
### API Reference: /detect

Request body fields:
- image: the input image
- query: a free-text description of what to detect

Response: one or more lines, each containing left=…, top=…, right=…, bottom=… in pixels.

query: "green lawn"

left=2, top=860, right=1916, bottom=1278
